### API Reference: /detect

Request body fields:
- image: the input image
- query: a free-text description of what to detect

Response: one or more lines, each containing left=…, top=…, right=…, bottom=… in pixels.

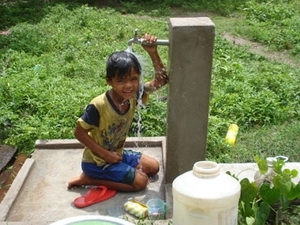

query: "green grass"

left=213, top=0, right=300, bottom=59
left=223, top=121, right=300, bottom=163
left=0, top=0, right=299, bottom=164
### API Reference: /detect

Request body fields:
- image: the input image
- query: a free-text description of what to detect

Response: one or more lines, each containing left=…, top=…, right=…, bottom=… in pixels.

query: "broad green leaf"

left=240, top=178, right=259, bottom=203
left=273, top=174, right=291, bottom=195
left=282, top=168, right=298, bottom=178
left=246, top=217, right=255, bottom=225
left=287, top=182, right=300, bottom=200
left=254, top=155, right=268, bottom=175
left=240, top=201, right=255, bottom=218
left=284, top=169, right=298, bottom=178
left=259, top=183, right=280, bottom=204
left=273, top=159, right=285, bottom=174
left=254, top=201, right=270, bottom=225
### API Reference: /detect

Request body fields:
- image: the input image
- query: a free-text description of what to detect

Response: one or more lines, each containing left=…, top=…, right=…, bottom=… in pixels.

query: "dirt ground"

left=223, top=32, right=299, bottom=67
left=0, top=154, right=27, bottom=202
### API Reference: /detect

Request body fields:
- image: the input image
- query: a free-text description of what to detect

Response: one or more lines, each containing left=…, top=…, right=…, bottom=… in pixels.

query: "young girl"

left=68, top=33, right=168, bottom=191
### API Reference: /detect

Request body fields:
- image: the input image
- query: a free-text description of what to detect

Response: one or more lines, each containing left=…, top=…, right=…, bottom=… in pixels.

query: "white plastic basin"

left=49, top=215, right=135, bottom=225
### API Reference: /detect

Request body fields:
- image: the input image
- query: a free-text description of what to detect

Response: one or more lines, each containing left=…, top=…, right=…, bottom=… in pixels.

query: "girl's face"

left=107, top=68, right=140, bottom=101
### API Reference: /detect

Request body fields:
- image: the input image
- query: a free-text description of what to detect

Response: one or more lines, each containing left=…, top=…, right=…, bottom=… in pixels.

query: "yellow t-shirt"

left=78, top=91, right=147, bottom=166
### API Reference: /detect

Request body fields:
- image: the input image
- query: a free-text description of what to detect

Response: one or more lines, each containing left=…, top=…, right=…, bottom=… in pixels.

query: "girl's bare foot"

left=67, top=173, right=91, bottom=189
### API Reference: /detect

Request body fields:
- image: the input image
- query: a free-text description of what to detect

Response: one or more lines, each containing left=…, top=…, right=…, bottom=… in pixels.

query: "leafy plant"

left=236, top=156, right=300, bottom=225
left=241, top=0, right=300, bottom=54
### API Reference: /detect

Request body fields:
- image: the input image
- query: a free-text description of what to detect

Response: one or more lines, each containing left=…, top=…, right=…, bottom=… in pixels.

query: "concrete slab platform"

left=0, top=137, right=299, bottom=225
left=0, top=137, right=169, bottom=225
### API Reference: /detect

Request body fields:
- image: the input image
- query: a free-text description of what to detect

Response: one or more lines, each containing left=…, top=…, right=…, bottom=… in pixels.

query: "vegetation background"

left=0, top=0, right=299, bottom=163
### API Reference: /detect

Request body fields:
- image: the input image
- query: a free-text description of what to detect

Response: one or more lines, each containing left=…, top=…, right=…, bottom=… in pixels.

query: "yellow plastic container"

left=225, top=124, right=239, bottom=146
left=124, top=199, right=148, bottom=219
left=172, top=161, right=241, bottom=225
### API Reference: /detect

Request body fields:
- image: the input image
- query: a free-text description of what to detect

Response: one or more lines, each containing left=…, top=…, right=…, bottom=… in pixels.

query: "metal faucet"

left=127, top=29, right=169, bottom=46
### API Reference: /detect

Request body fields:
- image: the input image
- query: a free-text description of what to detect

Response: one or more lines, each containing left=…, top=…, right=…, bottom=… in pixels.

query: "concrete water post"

left=165, top=17, right=215, bottom=183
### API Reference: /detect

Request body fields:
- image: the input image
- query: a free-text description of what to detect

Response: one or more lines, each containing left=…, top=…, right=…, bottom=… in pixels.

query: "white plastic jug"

left=172, top=161, right=241, bottom=225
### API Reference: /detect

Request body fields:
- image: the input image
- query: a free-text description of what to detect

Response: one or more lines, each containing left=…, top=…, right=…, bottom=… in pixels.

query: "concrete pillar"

left=165, top=17, right=215, bottom=183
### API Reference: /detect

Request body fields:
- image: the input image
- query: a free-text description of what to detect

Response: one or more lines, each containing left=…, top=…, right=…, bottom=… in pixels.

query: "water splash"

left=136, top=82, right=144, bottom=140
left=126, top=45, right=133, bottom=53
left=125, top=46, right=145, bottom=149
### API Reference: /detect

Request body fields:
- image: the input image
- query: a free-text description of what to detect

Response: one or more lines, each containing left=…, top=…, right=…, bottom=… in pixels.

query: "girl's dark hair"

left=106, top=51, right=141, bottom=80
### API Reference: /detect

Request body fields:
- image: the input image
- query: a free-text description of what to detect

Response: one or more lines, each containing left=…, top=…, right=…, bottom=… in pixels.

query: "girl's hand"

left=103, top=151, right=122, bottom=164
left=142, top=33, right=158, bottom=53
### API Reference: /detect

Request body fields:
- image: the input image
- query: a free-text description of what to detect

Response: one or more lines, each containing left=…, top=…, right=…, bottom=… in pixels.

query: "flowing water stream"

left=125, top=46, right=146, bottom=171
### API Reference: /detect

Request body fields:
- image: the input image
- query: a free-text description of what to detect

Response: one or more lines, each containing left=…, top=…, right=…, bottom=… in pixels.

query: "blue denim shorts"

left=81, top=149, right=142, bottom=185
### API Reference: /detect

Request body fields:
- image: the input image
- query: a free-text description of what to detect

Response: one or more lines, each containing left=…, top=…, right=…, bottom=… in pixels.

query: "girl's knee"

left=132, top=171, right=149, bottom=191
left=139, top=155, right=160, bottom=176
left=148, top=159, right=159, bottom=176
left=135, top=180, right=148, bottom=191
